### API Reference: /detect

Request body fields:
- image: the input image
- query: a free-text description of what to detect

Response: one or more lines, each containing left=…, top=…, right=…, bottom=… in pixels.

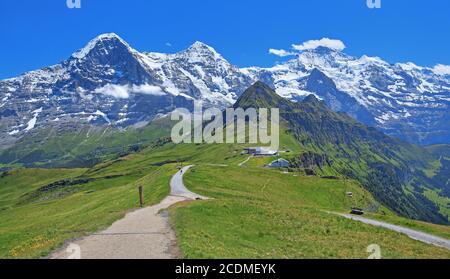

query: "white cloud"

left=269, top=48, right=295, bottom=57
left=165, top=42, right=172, bottom=47
left=433, top=64, right=450, bottom=75
left=131, top=84, right=166, bottom=96
left=292, top=38, right=346, bottom=51
left=94, top=84, right=166, bottom=99
left=94, top=84, right=130, bottom=98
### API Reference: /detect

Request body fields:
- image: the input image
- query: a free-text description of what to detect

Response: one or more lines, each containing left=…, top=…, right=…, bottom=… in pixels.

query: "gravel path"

left=238, top=156, right=252, bottom=167
left=50, top=165, right=201, bottom=259
left=336, top=213, right=450, bottom=250
left=170, top=166, right=208, bottom=200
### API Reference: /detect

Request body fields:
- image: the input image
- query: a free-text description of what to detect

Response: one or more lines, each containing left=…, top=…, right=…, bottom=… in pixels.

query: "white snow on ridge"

left=275, top=86, right=314, bottom=100
left=33, top=107, right=43, bottom=114
left=72, top=33, right=135, bottom=59
left=397, top=62, right=424, bottom=72
left=182, top=41, right=224, bottom=63
left=12, top=107, right=44, bottom=133
left=94, top=110, right=111, bottom=124
left=116, top=118, right=130, bottom=124
left=433, top=64, right=450, bottom=76
left=25, top=115, right=37, bottom=131
left=1, top=93, right=11, bottom=104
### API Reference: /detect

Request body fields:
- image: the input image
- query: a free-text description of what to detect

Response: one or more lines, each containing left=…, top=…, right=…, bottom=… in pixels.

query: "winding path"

left=336, top=213, right=450, bottom=250
left=170, top=166, right=208, bottom=200
left=50, top=165, right=202, bottom=259
left=238, top=156, right=252, bottom=167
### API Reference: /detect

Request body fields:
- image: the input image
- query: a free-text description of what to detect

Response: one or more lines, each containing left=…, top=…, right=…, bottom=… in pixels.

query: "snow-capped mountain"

left=246, top=46, right=450, bottom=145
left=0, top=34, right=253, bottom=146
left=1, top=33, right=449, bottom=146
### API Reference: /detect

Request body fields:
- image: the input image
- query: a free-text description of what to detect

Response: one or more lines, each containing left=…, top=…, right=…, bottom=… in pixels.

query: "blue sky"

left=0, top=0, right=449, bottom=79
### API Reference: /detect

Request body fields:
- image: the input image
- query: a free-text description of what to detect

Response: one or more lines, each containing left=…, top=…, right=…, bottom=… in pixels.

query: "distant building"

left=268, top=158, right=290, bottom=168
left=245, top=147, right=278, bottom=156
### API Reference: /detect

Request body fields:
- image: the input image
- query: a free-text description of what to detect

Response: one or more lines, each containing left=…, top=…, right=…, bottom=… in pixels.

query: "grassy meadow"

left=171, top=164, right=450, bottom=259
left=0, top=154, right=178, bottom=258
left=1, top=140, right=449, bottom=259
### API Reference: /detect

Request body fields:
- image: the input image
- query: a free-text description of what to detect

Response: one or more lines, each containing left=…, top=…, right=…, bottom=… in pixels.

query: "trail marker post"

left=138, top=186, right=144, bottom=207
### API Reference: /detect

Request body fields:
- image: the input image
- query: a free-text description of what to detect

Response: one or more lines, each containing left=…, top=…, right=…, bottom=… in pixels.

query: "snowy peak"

left=307, top=46, right=342, bottom=55
left=300, top=46, right=351, bottom=60
left=71, top=33, right=135, bottom=60
left=177, top=41, right=225, bottom=63
left=187, top=41, right=219, bottom=54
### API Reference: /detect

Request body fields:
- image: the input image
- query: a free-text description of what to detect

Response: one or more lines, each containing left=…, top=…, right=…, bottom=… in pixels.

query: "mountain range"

left=1, top=33, right=450, bottom=148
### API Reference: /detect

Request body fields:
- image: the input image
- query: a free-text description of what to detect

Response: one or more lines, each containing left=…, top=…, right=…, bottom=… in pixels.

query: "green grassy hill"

left=0, top=117, right=173, bottom=169
left=1, top=134, right=449, bottom=258
left=171, top=164, right=450, bottom=258
left=1, top=81, right=450, bottom=258
left=0, top=155, right=177, bottom=258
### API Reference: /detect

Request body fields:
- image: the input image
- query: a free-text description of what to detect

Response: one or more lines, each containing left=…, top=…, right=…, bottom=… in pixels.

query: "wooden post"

left=138, top=186, right=144, bottom=208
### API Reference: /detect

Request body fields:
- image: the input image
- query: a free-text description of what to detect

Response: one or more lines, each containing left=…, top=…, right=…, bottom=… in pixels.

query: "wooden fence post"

left=138, top=186, right=144, bottom=208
